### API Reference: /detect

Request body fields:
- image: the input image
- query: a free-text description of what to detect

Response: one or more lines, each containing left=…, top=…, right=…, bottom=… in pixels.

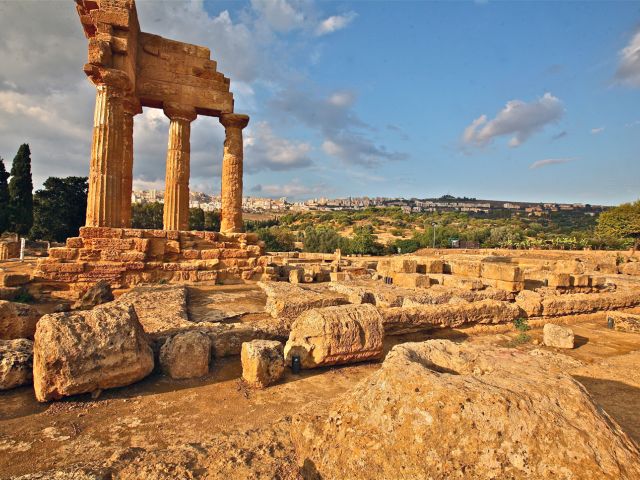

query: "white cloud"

left=590, top=127, right=605, bottom=135
left=250, top=0, right=307, bottom=32
left=271, top=87, right=407, bottom=166
left=529, top=157, right=576, bottom=169
left=245, top=122, right=313, bottom=171
left=316, top=12, right=357, bottom=36
left=463, top=93, right=564, bottom=148
left=615, top=28, right=640, bottom=87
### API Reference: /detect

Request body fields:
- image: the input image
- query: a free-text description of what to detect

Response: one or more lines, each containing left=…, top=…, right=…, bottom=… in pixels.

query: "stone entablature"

left=34, top=227, right=266, bottom=288
left=75, top=0, right=248, bottom=232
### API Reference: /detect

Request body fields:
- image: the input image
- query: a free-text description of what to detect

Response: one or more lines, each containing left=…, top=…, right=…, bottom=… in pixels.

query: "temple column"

left=219, top=113, right=249, bottom=233
left=120, top=98, right=142, bottom=228
left=86, top=84, right=126, bottom=227
left=163, top=104, right=197, bottom=231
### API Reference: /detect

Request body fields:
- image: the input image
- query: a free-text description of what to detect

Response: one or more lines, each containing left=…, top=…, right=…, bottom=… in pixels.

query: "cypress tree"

left=8, top=144, right=34, bottom=235
left=0, top=157, right=9, bottom=233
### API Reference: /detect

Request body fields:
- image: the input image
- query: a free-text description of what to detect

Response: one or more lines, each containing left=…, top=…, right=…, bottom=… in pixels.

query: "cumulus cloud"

left=250, top=0, right=308, bottom=32
left=529, top=157, right=576, bottom=169
left=463, top=93, right=564, bottom=148
left=271, top=86, right=407, bottom=166
left=251, top=179, right=328, bottom=198
left=615, top=28, right=640, bottom=87
left=591, top=127, right=605, bottom=135
left=316, top=11, right=357, bottom=36
left=245, top=122, right=313, bottom=171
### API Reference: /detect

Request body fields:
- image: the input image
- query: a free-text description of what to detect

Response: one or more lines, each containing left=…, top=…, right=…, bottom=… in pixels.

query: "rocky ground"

left=1, top=288, right=639, bottom=478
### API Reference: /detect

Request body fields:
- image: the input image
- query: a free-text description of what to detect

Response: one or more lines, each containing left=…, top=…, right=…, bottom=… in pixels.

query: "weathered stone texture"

left=73, top=280, right=114, bottom=310
left=33, top=303, right=154, bottom=402
left=541, top=291, right=640, bottom=317
left=607, top=311, right=640, bottom=333
left=0, top=338, right=33, bottom=390
left=0, top=300, right=40, bottom=340
left=241, top=340, right=284, bottom=388
left=284, top=304, right=384, bottom=369
left=220, top=114, right=249, bottom=233
left=258, top=282, right=349, bottom=323
left=292, top=340, right=640, bottom=479
left=543, top=324, right=575, bottom=349
left=160, top=331, right=211, bottom=379
left=382, top=299, right=521, bottom=335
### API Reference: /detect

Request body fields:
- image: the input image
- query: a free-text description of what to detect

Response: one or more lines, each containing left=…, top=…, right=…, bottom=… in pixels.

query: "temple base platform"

left=34, top=227, right=267, bottom=289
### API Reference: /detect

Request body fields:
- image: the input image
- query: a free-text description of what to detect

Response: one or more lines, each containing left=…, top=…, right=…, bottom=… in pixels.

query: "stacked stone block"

left=35, top=227, right=265, bottom=288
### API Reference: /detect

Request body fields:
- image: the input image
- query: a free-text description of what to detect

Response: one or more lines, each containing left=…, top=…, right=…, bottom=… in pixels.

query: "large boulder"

left=73, top=280, right=114, bottom=310
left=292, top=340, right=640, bottom=479
left=33, top=302, right=154, bottom=402
left=0, top=300, right=40, bottom=339
left=284, top=304, right=384, bottom=369
left=241, top=340, right=285, bottom=388
left=0, top=338, right=33, bottom=390
left=117, top=285, right=190, bottom=336
left=159, top=331, right=211, bottom=379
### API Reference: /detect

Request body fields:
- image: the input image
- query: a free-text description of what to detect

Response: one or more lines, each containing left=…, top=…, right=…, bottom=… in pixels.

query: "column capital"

left=123, top=97, right=142, bottom=116
left=164, top=103, right=197, bottom=123
left=84, top=65, right=132, bottom=93
left=220, top=113, right=249, bottom=129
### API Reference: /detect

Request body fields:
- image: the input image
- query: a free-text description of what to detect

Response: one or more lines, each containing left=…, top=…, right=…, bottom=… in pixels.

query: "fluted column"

left=163, top=104, right=197, bottom=231
left=219, top=113, right=249, bottom=233
left=86, top=84, right=126, bottom=227
left=120, top=98, right=142, bottom=228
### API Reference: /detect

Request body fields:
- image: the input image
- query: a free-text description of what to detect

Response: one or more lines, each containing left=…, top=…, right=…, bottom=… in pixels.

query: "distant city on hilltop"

left=132, top=190, right=608, bottom=217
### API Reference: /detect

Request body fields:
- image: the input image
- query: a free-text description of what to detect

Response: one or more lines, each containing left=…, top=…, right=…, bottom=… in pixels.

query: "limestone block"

left=619, top=262, right=640, bottom=276
left=541, top=292, right=639, bottom=317
left=446, top=259, right=482, bottom=278
left=571, top=274, right=591, bottom=287
left=291, top=340, right=640, bottom=479
left=79, top=227, right=123, bottom=239
left=0, top=339, right=33, bottom=390
left=416, top=258, right=444, bottom=274
left=160, top=331, right=211, bottom=379
left=481, top=262, right=524, bottom=282
left=606, top=311, right=640, bottom=333
left=515, top=290, right=543, bottom=317
left=201, top=249, right=221, bottom=260
left=0, top=300, right=40, bottom=340
left=376, top=258, right=417, bottom=276
left=543, top=324, right=574, bottom=349
left=258, top=282, right=349, bottom=322
left=289, top=268, right=304, bottom=284
left=555, top=259, right=586, bottom=274
left=392, top=272, right=432, bottom=289
left=0, top=273, right=30, bottom=287
left=66, top=237, right=84, bottom=248
left=382, top=300, right=522, bottom=335
left=485, top=279, right=525, bottom=293
left=48, top=247, right=78, bottom=260
left=441, top=275, right=484, bottom=291
left=547, top=273, right=571, bottom=288
left=73, top=280, right=114, bottom=310
left=284, top=304, right=384, bottom=369
left=241, top=340, right=284, bottom=388
left=33, top=303, right=154, bottom=401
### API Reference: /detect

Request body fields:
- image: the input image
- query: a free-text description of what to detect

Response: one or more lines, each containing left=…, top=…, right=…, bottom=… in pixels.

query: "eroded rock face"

left=284, top=304, right=384, bottom=369
left=543, top=324, right=575, bottom=349
left=33, top=303, right=154, bottom=402
left=515, top=290, right=543, bottom=317
left=159, top=331, right=211, bottom=379
left=381, top=299, right=521, bottom=335
left=0, top=338, right=33, bottom=390
left=0, top=300, right=40, bottom=340
left=292, top=340, right=640, bottom=479
left=541, top=291, right=640, bottom=317
left=241, top=340, right=284, bottom=388
left=73, top=280, right=114, bottom=310
left=258, top=282, right=348, bottom=323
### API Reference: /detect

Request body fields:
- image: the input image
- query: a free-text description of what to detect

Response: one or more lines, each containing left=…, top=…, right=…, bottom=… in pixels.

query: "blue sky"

left=0, top=0, right=639, bottom=205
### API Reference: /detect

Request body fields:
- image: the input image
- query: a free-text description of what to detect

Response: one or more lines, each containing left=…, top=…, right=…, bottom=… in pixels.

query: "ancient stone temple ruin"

left=35, top=0, right=264, bottom=288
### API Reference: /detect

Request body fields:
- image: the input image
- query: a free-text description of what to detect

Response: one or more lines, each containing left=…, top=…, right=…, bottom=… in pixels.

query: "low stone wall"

left=0, top=241, right=20, bottom=260
left=34, top=227, right=266, bottom=288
